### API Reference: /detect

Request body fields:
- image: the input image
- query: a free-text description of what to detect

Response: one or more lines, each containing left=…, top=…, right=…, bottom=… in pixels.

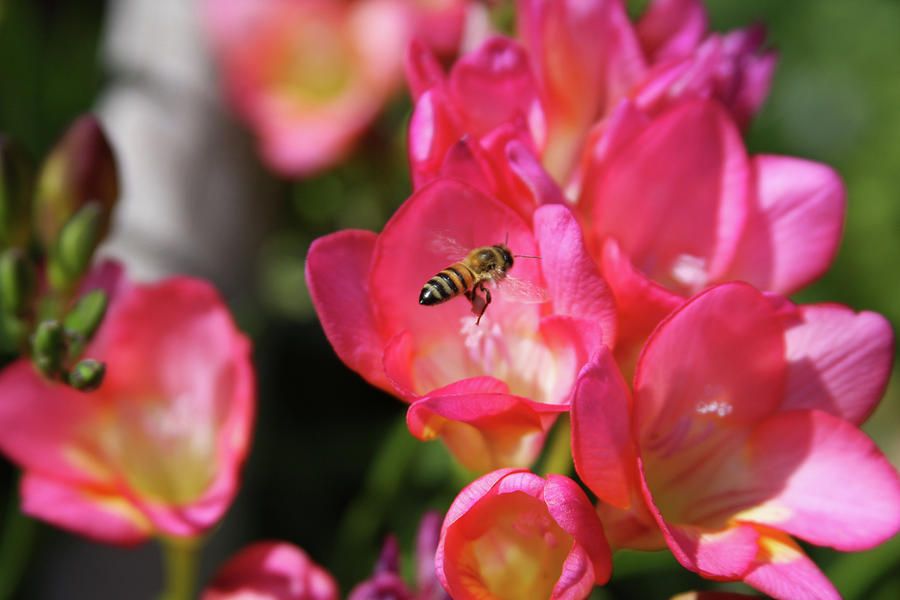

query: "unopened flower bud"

left=63, top=289, right=108, bottom=344
left=33, top=115, right=118, bottom=251
left=0, top=136, right=34, bottom=248
left=49, top=203, right=103, bottom=290
left=31, top=319, right=66, bottom=377
left=67, top=358, right=105, bottom=392
left=0, top=248, right=36, bottom=316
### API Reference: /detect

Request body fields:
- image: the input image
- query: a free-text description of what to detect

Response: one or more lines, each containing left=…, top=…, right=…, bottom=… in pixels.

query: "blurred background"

left=1, top=0, right=898, bottom=598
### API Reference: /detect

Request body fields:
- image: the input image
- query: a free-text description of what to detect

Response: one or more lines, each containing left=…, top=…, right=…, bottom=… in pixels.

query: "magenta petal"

left=506, top=140, right=566, bottom=208
left=589, top=100, right=750, bottom=292
left=545, top=474, right=613, bottom=586
left=405, top=38, right=445, bottom=100
left=408, top=89, right=464, bottom=188
left=782, top=304, right=893, bottom=424
left=571, top=350, right=636, bottom=509
left=637, top=0, right=708, bottom=62
left=306, top=230, right=391, bottom=392
left=652, top=511, right=760, bottom=579
left=743, top=531, right=840, bottom=600
left=740, top=410, right=900, bottom=551
left=534, top=205, right=617, bottom=345
left=727, top=155, right=845, bottom=294
left=21, top=474, right=152, bottom=546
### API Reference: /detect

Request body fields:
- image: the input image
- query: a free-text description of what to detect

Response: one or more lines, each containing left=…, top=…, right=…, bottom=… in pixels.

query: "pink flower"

left=578, top=99, right=845, bottom=362
left=204, top=0, right=471, bottom=176
left=306, top=179, right=615, bottom=472
left=436, top=469, right=611, bottom=599
left=0, top=274, right=254, bottom=544
left=203, top=541, right=338, bottom=600
left=570, top=283, right=900, bottom=599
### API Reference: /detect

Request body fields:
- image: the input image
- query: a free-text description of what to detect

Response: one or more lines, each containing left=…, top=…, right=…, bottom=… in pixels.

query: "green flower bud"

left=32, top=319, right=66, bottom=377
left=0, top=248, right=36, bottom=316
left=64, top=289, right=108, bottom=343
left=49, top=203, right=103, bottom=290
left=67, top=358, right=106, bottom=392
left=33, top=115, right=118, bottom=252
left=0, top=136, right=34, bottom=248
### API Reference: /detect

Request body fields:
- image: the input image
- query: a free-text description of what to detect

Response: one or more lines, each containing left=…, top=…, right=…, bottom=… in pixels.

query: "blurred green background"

left=1, top=0, right=898, bottom=598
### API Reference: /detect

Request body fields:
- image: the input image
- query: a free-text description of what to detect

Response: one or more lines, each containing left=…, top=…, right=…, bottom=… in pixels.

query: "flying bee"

left=418, top=239, right=544, bottom=325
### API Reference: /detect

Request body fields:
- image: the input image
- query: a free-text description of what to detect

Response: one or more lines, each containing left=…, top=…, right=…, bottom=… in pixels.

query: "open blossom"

left=570, top=283, right=900, bottom=599
left=306, top=179, right=615, bottom=472
left=203, top=541, right=338, bottom=600
left=0, top=272, right=254, bottom=544
left=204, top=0, right=472, bottom=176
left=436, top=469, right=611, bottom=600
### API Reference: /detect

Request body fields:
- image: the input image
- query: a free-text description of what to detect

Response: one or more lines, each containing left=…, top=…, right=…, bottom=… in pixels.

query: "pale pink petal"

left=743, top=530, right=840, bottom=600
left=306, top=230, right=391, bottom=392
left=726, top=155, right=845, bottom=294
left=570, top=350, right=636, bottom=509
left=738, top=410, right=900, bottom=551
left=21, top=474, right=152, bottom=546
left=588, top=100, right=749, bottom=293
left=637, top=0, right=708, bottom=62
left=534, top=205, right=617, bottom=344
left=782, top=304, right=893, bottom=424
left=203, top=541, right=339, bottom=600
left=545, top=475, right=612, bottom=586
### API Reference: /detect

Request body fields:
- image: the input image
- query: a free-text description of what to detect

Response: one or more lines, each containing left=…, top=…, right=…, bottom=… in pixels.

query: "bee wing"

left=428, top=232, right=469, bottom=262
left=492, top=274, right=549, bottom=304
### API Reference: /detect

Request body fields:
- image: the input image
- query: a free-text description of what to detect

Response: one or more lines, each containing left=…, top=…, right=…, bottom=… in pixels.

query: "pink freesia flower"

left=578, top=99, right=845, bottom=363
left=203, top=541, right=338, bottom=600
left=436, top=469, right=611, bottom=599
left=306, top=179, right=615, bottom=472
left=0, top=274, right=254, bottom=544
left=570, top=283, right=899, bottom=599
left=204, top=0, right=472, bottom=176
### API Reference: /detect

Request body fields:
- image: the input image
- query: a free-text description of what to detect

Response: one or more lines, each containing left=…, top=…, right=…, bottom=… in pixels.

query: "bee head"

left=496, top=244, right=514, bottom=271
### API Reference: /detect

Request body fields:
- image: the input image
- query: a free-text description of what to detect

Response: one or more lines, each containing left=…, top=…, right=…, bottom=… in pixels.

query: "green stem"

left=540, top=414, right=573, bottom=476
left=0, top=488, right=37, bottom=600
left=159, top=537, right=201, bottom=600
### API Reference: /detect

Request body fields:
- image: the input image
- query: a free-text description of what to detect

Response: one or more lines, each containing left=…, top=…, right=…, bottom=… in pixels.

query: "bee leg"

left=474, top=284, right=492, bottom=326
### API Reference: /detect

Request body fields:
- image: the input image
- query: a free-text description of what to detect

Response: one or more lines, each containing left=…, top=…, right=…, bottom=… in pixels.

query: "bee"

left=418, top=242, right=542, bottom=325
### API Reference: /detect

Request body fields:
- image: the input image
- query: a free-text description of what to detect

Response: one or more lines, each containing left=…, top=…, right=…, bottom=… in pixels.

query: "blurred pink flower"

left=204, top=0, right=471, bottom=176
left=570, top=283, right=899, bottom=599
left=436, top=469, right=611, bottom=599
left=0, top=272, right=254, bottom=544
left=306, top=180, right=615, bottom=472
left=203, top=541, right=338, bottom=600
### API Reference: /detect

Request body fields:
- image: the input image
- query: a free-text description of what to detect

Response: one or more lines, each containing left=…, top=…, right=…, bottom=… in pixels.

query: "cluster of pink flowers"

left=306, top=0, right=900, bottom=598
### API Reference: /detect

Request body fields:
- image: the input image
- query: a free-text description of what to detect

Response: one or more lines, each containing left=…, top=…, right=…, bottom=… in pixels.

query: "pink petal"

left=405, top=38, right=446, bottom=100
left=545, top=475, right=613, bottom=586
left=506, top=139, right=566, bottom=208
left=637, top=0, right=708, bottom=62
left=21, top=474, right=152, bottom=546
left=738, top=410, right=900, bottom=551
left=448, top=36, right=543, bottom=139
left=517, top=0, right=646, bottom=179
left=596, top=498, right=666, bottom=551
left=782, top=304, right=893, bottom=424
left=726, top=155, right=845, bottom=294
left=719, top=26, right=777, bottom=128
left=437, top=138, right=497, bottom=198
left=570, top=349, right=636, bottom=509
left=588, top=100, right=749, bottom=293
left=534, top=205, right=617, bottom=345
left=203, top=541, right=339, bottom=600
left=743, top=530, right=840, bottom=600
left=634, top=282, right=785, bottom=441
left=408, top=89, right=465, bottom=188
left=306, top=230, right=392, bottom=392
left=406, top=380, right=566, bottom=472
left=370, top=178, right=541, bottom=340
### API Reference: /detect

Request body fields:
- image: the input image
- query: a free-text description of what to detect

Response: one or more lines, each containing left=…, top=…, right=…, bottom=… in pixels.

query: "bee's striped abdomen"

left=419, top=263, right=474, bottom=305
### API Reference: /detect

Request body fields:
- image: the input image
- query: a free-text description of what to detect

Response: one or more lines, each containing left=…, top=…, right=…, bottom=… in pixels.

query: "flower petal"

left=726, top=155, right=845, bottom=294
left=742, top=529, right=840, bottom=600
left=571, top=349, right=636, bottom=509
left=737, top=410, right=900, bottom=551
left=21, top=473, right=152, bottom=546
left=782, top=304, right=893, bottom=424
left=637, top=0, right=708, bottom=62
left=306, top=230, right=391, bottom=392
